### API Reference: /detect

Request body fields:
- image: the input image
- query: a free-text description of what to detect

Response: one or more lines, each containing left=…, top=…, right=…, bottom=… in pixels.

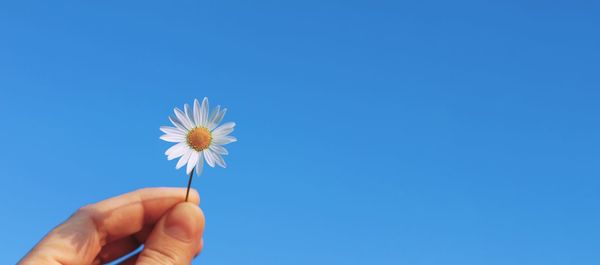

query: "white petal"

left=200, top=97, right=209, bottom=127
left=160, top=126, right=185, bottom=136
left=176, top=149, right=192, bottom=169
left=174, top=108, right=193, bottom=130
left=212, top=122, right=235, bottom=137
left=203, top=149, right=216, bottom=167
left=187, top=151, right=199, bottom=174
left=160, top=134, right=185, bottom=143
left=166, top=142, right=189, bottom=160
left=208, top=105, right=220, bottom=128
left=195, top=152, right=204, bottom=175
left=209, top=108, right=227, bottom=130
left=209, top=144, right=228, bottom=155
left=169, top=116, right=188, bottom=132
left=212, top=151, right=226, bottom=168
left=193, top=99, right=202, bottom=127
left=212, top=135, right=237, bottom=145
left=184, top=104, right=196, bottom=127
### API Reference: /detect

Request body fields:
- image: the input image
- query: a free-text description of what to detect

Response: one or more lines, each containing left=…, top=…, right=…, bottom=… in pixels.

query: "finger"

left=19, top=187, right=200, bottom=265
left=196, top=238, right=204, bottom=257
left=85, top=187, right=200, bottom=242
left=136, top=202, right=205, bottom=265
left=191, top=238, right=204, bottom=260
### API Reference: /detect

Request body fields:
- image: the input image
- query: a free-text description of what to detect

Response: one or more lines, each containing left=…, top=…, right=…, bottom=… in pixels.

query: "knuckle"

left=73, top=204, right=94, bottom=219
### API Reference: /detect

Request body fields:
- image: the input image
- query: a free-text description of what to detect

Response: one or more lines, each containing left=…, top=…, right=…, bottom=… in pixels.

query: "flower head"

left=160, top=97, right=236, bottom=175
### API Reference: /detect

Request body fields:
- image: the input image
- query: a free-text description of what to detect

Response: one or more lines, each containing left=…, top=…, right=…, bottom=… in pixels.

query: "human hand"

left=19, top=187, right=205, bottom=265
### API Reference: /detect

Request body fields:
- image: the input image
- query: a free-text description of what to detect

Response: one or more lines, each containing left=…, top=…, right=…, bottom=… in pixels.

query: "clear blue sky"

left=1, top=1, right=599, bottom=264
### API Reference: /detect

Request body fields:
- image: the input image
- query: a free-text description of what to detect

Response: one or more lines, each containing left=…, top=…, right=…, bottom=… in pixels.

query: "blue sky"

left=1, top=1, right=599, bottom=264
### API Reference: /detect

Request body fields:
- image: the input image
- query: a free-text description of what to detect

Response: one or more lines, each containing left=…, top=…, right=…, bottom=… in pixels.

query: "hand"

left=19, top=187, right=205, bottom=265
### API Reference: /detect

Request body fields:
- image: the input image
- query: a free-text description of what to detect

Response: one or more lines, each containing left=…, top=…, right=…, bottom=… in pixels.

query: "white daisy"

left=160, top=97, right=236, bottom=175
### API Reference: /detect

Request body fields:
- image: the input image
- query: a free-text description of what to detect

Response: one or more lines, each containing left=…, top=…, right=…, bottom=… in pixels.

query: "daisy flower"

left=160, top=97, right=236, bottom=176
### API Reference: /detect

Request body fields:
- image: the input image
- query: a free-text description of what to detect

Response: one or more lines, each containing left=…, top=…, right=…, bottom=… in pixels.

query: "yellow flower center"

left=186, top=127, right=212, bottom=151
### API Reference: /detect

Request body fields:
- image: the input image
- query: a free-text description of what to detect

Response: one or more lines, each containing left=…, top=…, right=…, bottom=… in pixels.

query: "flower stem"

left=185, top=168, right=195, bottom=202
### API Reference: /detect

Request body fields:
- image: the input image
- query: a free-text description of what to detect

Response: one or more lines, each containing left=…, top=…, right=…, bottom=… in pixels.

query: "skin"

left=19, top=187, right=205, bottom=265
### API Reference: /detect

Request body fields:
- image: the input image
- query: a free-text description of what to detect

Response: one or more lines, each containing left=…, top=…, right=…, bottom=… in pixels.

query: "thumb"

left=137, top=202, right=205, bottom=265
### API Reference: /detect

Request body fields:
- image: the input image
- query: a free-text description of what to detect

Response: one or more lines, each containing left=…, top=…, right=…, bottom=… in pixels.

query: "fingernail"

left=164, top=203, right=199, bottom=242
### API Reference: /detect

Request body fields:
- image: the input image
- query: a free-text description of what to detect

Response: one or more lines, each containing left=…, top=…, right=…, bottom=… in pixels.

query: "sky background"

left=0, top=1, right=599, bottom=264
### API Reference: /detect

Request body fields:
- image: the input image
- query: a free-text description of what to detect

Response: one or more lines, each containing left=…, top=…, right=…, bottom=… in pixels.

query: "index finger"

left=81, top=187, right=200, bottom=242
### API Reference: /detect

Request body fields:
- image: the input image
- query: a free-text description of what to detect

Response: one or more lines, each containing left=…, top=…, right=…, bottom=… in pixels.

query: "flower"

left=160, top=97, right=236, bottom=175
